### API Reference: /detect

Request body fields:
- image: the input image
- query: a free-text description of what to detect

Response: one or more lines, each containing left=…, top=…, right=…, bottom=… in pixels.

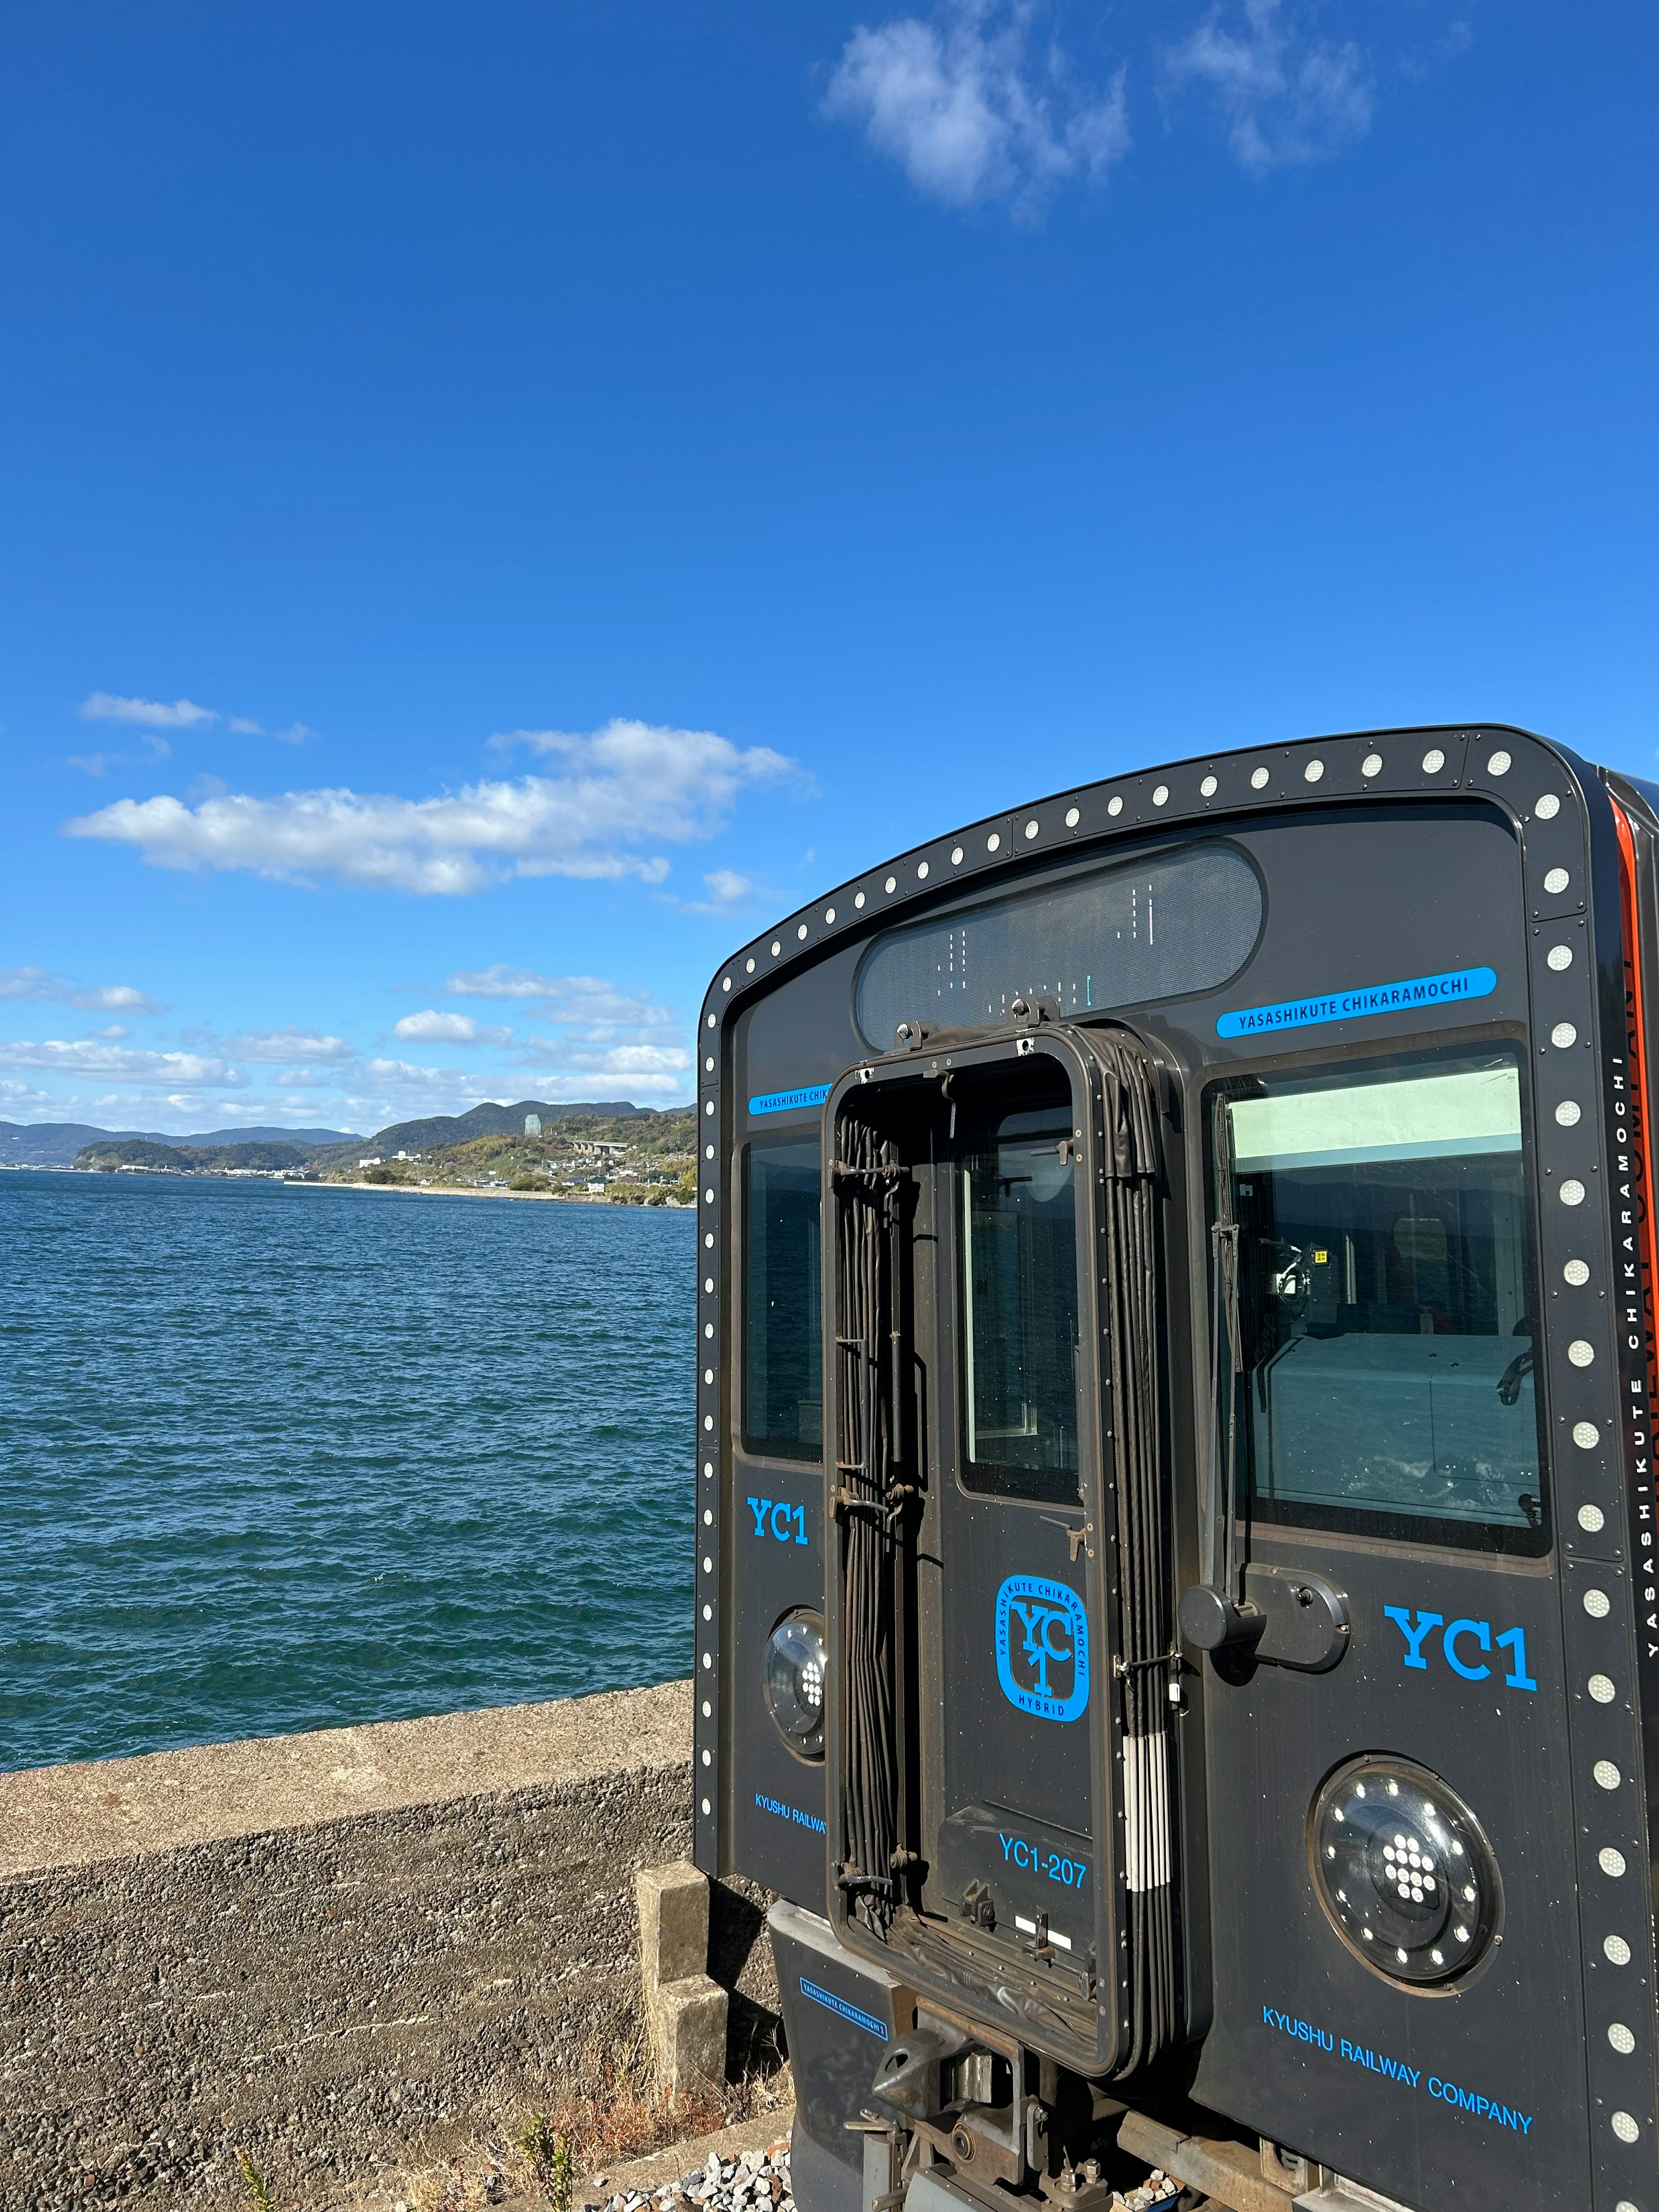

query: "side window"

left=744, top=1140, right=823, bottom=1461
left=959, top=1097, right=1082, bottom=1505
left=1219, top=1052, right=1547, bottom=1556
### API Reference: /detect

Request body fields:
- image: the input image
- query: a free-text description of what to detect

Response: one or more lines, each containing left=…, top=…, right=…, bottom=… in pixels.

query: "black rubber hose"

left=1093, top=1033, right=1176, bottom=2075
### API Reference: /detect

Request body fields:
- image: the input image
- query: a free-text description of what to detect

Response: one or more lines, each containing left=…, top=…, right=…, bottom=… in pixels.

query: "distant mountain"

left=172, top=1125, right=362, bottom=1148
left=74, top=1139, right=315, bottom=1174
left=0, top=1120, right=362, bottom=1169
left=0, top=1122, right=145, bottom=1167
left=353, top=1100, right=650, bottom=1158
left=5, top=1101, right=698, bottom=1173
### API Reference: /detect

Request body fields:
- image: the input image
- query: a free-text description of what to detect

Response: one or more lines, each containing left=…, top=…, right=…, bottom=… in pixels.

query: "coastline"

left=6, top=1165, right=695, bottom=1207
left=283, top=1178, right=694, bottom=1206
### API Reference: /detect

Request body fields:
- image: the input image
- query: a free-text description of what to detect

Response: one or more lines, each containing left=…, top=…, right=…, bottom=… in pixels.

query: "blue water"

left=0, top=1171, right=696, bottom=1772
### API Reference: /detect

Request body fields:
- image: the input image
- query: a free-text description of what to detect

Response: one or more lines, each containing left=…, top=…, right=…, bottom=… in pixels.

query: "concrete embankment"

left=0, top=1681, right=775, bottom=2211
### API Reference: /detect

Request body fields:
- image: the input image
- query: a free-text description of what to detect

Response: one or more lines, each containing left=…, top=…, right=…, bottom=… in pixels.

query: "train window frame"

left=944, top=1074, right=1089, bottom=1510
left=741, top=1133, right=825, bottom=1466
left=1206, top=1039, right=1553, bottom=1561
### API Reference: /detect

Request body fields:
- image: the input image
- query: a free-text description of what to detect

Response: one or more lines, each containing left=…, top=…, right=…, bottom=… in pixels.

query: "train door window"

left=959, top=1095, right=1082, bottom=1504
left=1220, top=1052, right=1548, bottom=1554
left=744, top=1139, right=823, bottom=1461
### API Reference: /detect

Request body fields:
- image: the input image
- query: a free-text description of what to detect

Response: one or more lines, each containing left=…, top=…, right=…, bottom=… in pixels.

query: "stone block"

left=637, top=1857, right=709, bottom=1990
left=651, top=1971, right=728, bottom=2091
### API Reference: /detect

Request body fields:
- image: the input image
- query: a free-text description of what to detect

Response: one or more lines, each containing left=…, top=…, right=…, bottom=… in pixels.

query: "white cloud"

left=391, top=1011, right=514, bottom=1046
left=274, top=722, right=318, bottom=746
left=269, top=1066, right=338, bottom=1089
left=219, top=1026, right=359, bottom=1065
left=701, top=868, right=756, bottom=908
left=364, top=1057, right=460, bottom=1087
left=67, top=733, right=172, bottom=777
left=0, top=1082, right=369, bottom=1135
left=445, top=966, right=676, bottom=1029
left=355, top=1061, right=517, bottom=1115
left=229, top=717, right=266, bottom=736
left=512, top=1038, right=693, bottom=1098
left=80, top=693, right=218, bottom=729
left=65, top=719, right=801, bottom=896
left=1163, top=0, right=1372, bottom=172
left=0, top=1079, right=54, bottom=1113
left=0, top=1039, right=245, bottom=1086
left=445, top=965, right=576, bottom=1002
left=0, top=967, right=164, bottom=1015
left=825, top=0, right=1129, bottom=213
left=439, top=963, right=693, bottom=1100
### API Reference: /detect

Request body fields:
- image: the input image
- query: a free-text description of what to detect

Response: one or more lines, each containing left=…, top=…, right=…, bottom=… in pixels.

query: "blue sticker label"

left=799, top=1977, right=887, bottom=2040
left=1217, top=966, right=1497, bottom=1039
left=995, top=1575, right=1090, bottom=1721
left=748, top=1084, right=833, bottom=1117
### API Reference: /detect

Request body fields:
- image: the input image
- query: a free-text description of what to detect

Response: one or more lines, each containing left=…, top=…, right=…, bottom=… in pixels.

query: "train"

left=691, top=723, right=1657, bottom=2212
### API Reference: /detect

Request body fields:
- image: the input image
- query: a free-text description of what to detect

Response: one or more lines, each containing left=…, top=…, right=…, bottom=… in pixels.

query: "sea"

left=0, top=1170, right=696, bottom=1774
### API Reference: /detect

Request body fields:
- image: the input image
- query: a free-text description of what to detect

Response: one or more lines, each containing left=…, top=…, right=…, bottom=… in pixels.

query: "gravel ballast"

left=587, top=2140, right=1183, bottom=2212
left=594, top=2138, right=795, bottom=2212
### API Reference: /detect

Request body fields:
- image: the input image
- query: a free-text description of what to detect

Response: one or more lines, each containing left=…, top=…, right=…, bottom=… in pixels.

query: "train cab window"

left=1221, top=1053, right=1547, bottom=1554
left=959, top=1098, right=1082, bottom=1504
left=744, top=1139, right=823, bottom=1461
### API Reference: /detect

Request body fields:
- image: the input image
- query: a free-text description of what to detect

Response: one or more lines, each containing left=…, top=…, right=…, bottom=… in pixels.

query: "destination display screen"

left=853, top=842, right=1262, bottom=1050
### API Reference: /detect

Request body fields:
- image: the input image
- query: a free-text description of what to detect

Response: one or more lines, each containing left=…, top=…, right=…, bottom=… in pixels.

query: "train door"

left=828, top=1023, right=1178, bottom=2084
left=927, top=1062, right=1100, bottom=1986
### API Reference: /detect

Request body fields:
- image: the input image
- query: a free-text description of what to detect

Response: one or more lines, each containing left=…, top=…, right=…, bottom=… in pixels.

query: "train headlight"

left=1310, top=1754, right=1501, bottom=1987
left=764, top=1611, right=827, bottom=1760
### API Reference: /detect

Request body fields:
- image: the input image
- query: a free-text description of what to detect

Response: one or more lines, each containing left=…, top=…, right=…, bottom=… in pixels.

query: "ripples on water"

left=0, top=1172, right=695, bottom=1771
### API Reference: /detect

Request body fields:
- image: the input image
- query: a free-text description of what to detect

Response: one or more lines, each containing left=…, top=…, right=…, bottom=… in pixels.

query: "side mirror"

left=1177, top=1583, right=1265, bottom=1654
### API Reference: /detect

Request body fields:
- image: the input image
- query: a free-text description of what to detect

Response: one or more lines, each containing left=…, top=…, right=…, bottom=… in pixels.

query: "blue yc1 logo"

left=747, top=1497, right=808, bottom=1545
left=995, top=1576, right=1090, bottom=1722
left=1384, top=1606, right=1538, bottom=1691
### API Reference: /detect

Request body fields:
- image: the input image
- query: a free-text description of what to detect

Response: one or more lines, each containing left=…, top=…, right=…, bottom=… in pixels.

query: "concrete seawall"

left=0, top=1682, right=775, bottom=2212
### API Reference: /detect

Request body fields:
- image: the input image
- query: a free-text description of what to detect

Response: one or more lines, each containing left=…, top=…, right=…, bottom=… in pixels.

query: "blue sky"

left=1, top=0, right=1652, bottom=1137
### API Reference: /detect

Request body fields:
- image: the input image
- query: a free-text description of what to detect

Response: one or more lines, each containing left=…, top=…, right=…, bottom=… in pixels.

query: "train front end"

left=693, top=725, right=1659, bottom=2212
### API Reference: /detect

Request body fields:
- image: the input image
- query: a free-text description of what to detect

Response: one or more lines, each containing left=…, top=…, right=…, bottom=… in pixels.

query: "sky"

left=1, top=0, right=1653, bottom=1138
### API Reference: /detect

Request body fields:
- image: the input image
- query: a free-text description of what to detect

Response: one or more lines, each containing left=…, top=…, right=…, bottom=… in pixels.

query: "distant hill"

left=74, top=1139, right=314, bottom=1174
left=0, top=1120, right=362, bottom=1169
left=0, top=1121, right=147, bottom=1167
left=352, top=1099, right=650, bottom=1158
left=9, top=1102, right=699, bottom=1174
left=171, top=1125, right=362, bottom=1148
left=58, top=1101, right=698, bottom=1185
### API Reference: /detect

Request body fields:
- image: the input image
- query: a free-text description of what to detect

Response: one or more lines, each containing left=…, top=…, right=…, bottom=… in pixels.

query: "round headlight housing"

left=1310, top=1753, right=1502, bottom=1987
left=764, top=1610, right=827, bottom=1760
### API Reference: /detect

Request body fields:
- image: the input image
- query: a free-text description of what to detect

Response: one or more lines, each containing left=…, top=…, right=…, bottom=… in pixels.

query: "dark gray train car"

left=692, top=725, right=1658, bottom=2212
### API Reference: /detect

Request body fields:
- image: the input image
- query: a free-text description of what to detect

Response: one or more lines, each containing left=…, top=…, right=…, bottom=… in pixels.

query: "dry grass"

left=371, top=2006, right=791, bottom=2212
left=518, top=2011, right=791, bottom=2186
